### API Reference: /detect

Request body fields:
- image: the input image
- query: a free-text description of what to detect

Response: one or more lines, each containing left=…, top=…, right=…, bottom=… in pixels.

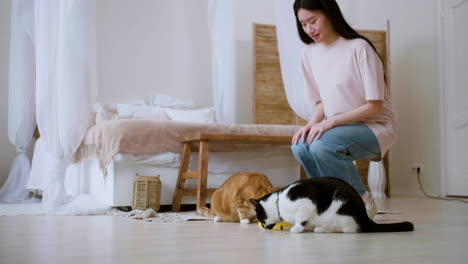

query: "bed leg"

left=172, top=143, right=192, bottom=212
left=300, top=166, right=307, bottom=180
left=196, top=140, right=209, bottom=215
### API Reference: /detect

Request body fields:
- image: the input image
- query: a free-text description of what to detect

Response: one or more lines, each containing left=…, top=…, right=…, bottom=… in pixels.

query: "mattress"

left=72, top=119, right=301, bottom=173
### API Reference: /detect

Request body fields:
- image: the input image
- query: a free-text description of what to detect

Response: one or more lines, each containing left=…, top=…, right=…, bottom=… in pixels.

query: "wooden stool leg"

left=196, top=140, right=209, bottom=215
left=172, top=143, right=192, bottom=212
left=300, top=166, right=307, bottom=180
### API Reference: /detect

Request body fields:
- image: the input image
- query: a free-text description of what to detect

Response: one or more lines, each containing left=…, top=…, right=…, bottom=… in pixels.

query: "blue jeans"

left=291, top=123, right=381, bottom=195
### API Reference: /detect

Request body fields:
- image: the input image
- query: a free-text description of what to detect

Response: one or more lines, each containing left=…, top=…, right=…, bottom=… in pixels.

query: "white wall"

left=0, top=0, right=16, bottom=188
left=0, top=0, right=443, bottom=197
left=96, top=0, right=212, bottom=109
left=233, top=0, right=275, bottom=124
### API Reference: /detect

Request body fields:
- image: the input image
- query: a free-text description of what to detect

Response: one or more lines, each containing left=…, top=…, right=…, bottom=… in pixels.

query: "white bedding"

left=65, top=153, right=299, bottom=206
left=29, top=137, right=299, bottom=207
left=113, top=147, right=297, bottom=173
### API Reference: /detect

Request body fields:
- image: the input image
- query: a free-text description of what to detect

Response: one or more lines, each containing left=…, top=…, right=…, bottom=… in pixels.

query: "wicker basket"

left=132, top=174, right=161, bottom=211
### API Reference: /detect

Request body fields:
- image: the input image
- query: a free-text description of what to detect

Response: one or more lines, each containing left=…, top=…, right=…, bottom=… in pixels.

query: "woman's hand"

left=292, top=123, right=313, bottom=144
left=291, top=118, right=336, bottom=145
left=291, top=100, right=383, bottom=145
left=292, top=101, right=326, bottom=145
left=306, top=118, right=335, bottom=144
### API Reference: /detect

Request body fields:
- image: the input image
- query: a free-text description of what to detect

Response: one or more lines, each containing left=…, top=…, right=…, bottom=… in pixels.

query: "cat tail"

left=197, top=207, right=216, bottom=218
left=364, top=221, right=414, bottom=233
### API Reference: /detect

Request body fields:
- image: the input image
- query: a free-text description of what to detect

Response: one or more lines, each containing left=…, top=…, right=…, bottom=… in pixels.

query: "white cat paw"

left=290, top=225, right=304, bottom=233
left=342, top=227, right=357, bottom=233
left=240, top=219, right=250, bottom=224
left=214, top=216, right=220, bottom=222
left=314, top=227, right=325, bottom=233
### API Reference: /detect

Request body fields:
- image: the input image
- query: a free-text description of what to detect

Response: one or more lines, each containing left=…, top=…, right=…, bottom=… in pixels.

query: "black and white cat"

left=250, top=177, right=414, bottom=233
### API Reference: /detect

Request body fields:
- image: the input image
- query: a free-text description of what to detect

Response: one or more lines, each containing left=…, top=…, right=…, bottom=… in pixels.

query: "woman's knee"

left=291, top=143, right=310, bottom=160
left=309, top=139, right=343, bottom=158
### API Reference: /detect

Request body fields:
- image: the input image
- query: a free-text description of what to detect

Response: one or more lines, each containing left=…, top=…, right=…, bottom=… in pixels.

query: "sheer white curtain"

left=274, top=0, right=313, bottom=121
left=0, top=0, right=36, bottom=203
left=208, top=0, right=237, bottom=124
left=35, top=0, right=97, bottom=210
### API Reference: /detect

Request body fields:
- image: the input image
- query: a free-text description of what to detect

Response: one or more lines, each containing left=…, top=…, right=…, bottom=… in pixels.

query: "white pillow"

left=116, top=104, right=146, bottom=118
left=130, top=105, right=161, bottom=118
left=165, top=107, right=216, bottom=123
left=132, top=107, right=171, bottom=121
left=116, top=104, right=173, bottom=120
left=145, top=94, right=194, bottom=109
left=95, top=104, right=118, bottom=124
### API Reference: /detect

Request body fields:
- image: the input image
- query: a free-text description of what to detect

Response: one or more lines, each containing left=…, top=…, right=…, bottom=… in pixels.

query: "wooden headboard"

left=252, top=24, right=299, bottom=125
left=253, top=23, right=391, bottom=196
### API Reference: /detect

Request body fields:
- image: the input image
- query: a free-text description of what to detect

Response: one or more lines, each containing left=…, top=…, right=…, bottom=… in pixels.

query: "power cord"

left=416, top=167, right=468, bottom=203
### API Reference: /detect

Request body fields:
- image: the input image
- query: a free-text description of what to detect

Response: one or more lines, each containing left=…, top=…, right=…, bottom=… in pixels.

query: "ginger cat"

left=199, top=172, right=278, bottom=224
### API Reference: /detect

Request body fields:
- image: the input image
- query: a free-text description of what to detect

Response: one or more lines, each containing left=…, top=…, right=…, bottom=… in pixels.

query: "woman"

left=290, top=0, right=396, bottom=219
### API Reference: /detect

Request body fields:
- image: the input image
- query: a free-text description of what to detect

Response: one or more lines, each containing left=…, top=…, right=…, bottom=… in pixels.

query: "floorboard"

left=0, top=196, right=467, bottom=264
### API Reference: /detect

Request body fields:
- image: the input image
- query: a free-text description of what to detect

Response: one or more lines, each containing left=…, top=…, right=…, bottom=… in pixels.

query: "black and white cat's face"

left=249, top=197, right=279, bottom=230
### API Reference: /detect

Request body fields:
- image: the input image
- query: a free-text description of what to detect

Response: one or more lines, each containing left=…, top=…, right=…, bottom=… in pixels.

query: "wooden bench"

left=171, top=133, right=306, bottom=214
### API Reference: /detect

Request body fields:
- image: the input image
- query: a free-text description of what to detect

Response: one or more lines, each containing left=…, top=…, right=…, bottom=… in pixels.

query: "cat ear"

left=249, top=198, right=259, bottom=207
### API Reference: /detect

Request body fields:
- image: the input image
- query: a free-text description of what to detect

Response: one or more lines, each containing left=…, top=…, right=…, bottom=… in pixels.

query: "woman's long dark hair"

left=293, top=0, right=378, bottom=55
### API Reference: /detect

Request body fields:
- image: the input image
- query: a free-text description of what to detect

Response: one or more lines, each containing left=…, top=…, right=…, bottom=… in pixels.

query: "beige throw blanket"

left=72, top=120, right=301, bottom=173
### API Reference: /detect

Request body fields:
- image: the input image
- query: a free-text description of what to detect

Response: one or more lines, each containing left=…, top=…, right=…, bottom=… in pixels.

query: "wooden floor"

left=1, top=196, right=467, bottom=264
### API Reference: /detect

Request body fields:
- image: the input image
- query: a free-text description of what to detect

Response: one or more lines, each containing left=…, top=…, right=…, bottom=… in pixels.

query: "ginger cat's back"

left=204, top=172, right=278, bottom=223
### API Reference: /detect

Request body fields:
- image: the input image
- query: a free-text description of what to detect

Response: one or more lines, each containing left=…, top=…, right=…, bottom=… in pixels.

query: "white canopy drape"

left=35, top=0, right=97, bottom=210
left=208, top=0, right=237, bottom=124
left=0, top=0, right=36, bottom=203
left=274, top=0, right=313, bottom=121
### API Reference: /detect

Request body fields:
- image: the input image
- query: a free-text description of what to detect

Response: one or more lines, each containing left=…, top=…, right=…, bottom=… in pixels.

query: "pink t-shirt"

left=301, top=36, right=396, bottom=157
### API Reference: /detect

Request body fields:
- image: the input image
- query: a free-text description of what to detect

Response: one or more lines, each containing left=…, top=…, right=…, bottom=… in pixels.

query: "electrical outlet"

left=412, top=164, right=423, bottom=175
